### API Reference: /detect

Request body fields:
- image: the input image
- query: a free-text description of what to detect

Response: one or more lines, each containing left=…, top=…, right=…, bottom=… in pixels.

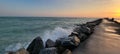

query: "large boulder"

left=45, top=39, right=55, bottom=48
left=80, top=25, right=92, bottom=35
left=56, top=46, right=66, bottom=54
left=55, top=36, right=80, bottom=50
left=27, top=37, right=44, bottom=54
left=73, top=25, right=92, bottom=35
left=69, top=31, right=88, bottom=42
left=40, top=47, right=58, bottom=54
left=69, top=32, right=79, bottom=37
left=78, top=33, right=88, bottom=42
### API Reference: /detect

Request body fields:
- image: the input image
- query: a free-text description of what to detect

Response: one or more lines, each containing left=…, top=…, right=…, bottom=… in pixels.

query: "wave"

left=5, top=42, right=29, bottom=52
left=41, top=27, right=73, bottom=45
left=5, top=27, right=73, bottom=52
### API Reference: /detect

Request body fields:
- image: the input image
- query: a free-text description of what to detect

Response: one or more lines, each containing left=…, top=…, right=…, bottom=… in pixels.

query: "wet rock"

left=70, top=19, right=103, bottom=43
left=45, top=39, right=55, bottom=48
left=79, top=33, right=88, bottom=42
left=40, top=47, right=57, bottom=54
left=55, top=36, right=80, bottom=50
left=27, top=37, right=44, bottom=54
left=62, top=49, right=72, bottom=54
left=86, top=22, right=96, bottom=26
left=70, top=32, right=88, bottom=42
left=86, top=23, right=96, bottom=29
left=69, top=32, right=79, bottom=37
left=76, top=19, right=102, bottom=27
left=80, top=25, right=92, bottom=35
left=93, top=19, right=103, bottom=25
left=87, top=19, right=102, bottom=25
left=56, top=46, right=66, bottom=54
left=73, top=25, right=92, bottom=35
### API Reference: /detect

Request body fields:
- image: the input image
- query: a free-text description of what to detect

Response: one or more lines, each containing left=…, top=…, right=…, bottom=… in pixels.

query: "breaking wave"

left=41, top=27, right=73, bottom=45
left=5, top=27, right=73, bottom=52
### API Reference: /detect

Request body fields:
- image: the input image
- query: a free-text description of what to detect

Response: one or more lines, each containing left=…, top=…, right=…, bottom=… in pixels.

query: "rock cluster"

left=7, top=19, right=103, bottom=54
left=27, top=37, right=44, bottom=54
left=104, top=18, right=120, bottom=25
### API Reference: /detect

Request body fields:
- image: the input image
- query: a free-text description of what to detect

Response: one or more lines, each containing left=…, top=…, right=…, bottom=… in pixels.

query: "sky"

left=0, top=0, right=120, bottom=18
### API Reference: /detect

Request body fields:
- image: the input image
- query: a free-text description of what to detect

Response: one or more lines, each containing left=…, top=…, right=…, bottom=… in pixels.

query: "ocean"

left=0, top=17, right=96, bottom=54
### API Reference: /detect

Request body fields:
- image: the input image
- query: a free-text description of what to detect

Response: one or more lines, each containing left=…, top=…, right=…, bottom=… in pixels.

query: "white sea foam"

left=5, top=27, right=73, bottom=52
left=41, top=27, right=73, bottom=45
left=5, top=43, right=23, bottom=52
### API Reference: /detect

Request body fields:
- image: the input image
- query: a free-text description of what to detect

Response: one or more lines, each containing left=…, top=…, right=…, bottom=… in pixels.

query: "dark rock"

left=55, top=40, right=66, bottom=54
left=69, top=32, right=79, bottom=37
left=45, top=39, right=55, bottom=48
left=79, top=33, right=88, bottom=42
left=104, top=18, right=120, bottom=25
left=114, top=21, right=120, bottom=25
left=76, top=19, right=102, bottom=27
left=93, top=19, right=103, bottom=25
left=56, top=46, right=66, bottom=54
left=70, top=31, right=88, bottom=42
left=87, top=19, right=102, bottom=25
left=105, top=18, right=114, bottom=21
left=73, top=25, right=93, bottom=35
left=27, top=37, right=44, bottom=54
left=86, top=22, right=96, bottom=28
left=111, top=18, right=114, bottom=21
left=62, top=49, right=72, bottom=54
left=70, top=19, right=103, bottom=43
left=84, top=25, right=94, bottom=34
left=40, top=47, right=58, bottom=54
left=80, top=25, right=93, bottom=35
left=55, top=36, right=80, bottom=50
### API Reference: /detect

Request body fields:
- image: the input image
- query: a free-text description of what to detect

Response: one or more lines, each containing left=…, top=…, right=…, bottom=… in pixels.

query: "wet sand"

left=72, top=19, right=120, bottom=54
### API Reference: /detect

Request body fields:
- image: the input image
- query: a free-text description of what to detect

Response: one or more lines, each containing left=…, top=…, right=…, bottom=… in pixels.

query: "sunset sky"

left=0, top=0, right=120, bottom=18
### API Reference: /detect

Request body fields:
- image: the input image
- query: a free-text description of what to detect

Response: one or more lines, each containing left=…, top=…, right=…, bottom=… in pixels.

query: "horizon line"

left=0, top=16, right=118, bottom=18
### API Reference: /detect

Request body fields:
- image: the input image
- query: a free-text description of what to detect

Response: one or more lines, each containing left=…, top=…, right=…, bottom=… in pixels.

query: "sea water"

left=0, top=17, right=96, bottom=54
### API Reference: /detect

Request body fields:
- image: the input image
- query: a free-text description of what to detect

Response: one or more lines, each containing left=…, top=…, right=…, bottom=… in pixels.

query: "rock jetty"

left=7, top=18, right=103, bottom=54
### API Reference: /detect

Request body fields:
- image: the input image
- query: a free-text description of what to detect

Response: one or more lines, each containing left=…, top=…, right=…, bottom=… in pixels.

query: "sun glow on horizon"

left=114, top=9, right=120, bottom=18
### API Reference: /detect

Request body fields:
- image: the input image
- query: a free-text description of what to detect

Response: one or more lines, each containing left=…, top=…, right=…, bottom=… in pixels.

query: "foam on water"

left=1, top=17, right=96, bottom=54
left=5, top=27, right=73, bottom=52
left=5, top=43, right=23, bottom=52
left=41, top=27, right=73, bottom=45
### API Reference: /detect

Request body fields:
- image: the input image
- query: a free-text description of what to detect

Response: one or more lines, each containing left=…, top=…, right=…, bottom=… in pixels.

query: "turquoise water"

left=0, top=17, right=96, bottom=54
